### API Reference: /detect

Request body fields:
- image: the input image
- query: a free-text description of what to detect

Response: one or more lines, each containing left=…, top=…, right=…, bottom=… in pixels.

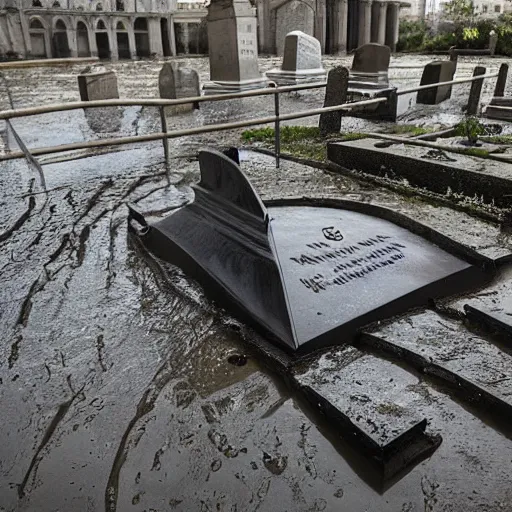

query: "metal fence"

left=0, top=67, right=501, bottom=169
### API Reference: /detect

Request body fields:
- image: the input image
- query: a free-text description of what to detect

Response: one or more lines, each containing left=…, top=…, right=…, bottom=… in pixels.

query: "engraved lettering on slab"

left=290, top=235, right=407, bottom=293
left=322, top=226, right=343, bottom=241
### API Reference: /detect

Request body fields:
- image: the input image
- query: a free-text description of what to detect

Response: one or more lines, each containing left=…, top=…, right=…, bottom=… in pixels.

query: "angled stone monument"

left=486, top=63, right=511, bottom=121
left=416, top=60, right=456, bottom=105
left=159, top=62, right=200, bottom=113
left=129, top=149, right=485, bottom=354
left=319, top=66, right=349, bottom=135
left=203, top=0, right=267, bottom=94
left=266, top=31, right=326, bottom=85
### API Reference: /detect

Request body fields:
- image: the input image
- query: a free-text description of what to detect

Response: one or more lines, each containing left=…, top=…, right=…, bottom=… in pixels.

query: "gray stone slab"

left=328, top=138, right=512, bottom=208
left=293, top=346, right=441, bottom=478
left=275, top=0, right=316, bottom=56
left=416, top=60, right=456, bottom=105
left=364, top=310, right=512, bottom=418
left=77, top=70, right=119, bottom=101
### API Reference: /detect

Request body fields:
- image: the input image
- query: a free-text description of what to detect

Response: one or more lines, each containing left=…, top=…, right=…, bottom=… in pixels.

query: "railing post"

left=274, top=92, right=280, bottom=169
left=159, top=105, right=170, bottom=179
left=466, top=66, right=486, bottom=116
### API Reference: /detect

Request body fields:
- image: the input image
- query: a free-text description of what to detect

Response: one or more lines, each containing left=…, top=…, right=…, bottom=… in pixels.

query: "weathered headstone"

left=466, top=66, right=486, bottom=115
left=350, top=43, right=390, bottom=88
left=203, top=0, right=267, bottom=94
left=266, top=31, right=326, bottom=85
left=78, top=68, right=121, bottom=132
left=77, top=69, right=119, bottom=101
left=489, top=30, right=498, bottom=56
left=319, top=66, right=349, bottom=135
left=494, top=63, right=508, bottom=97
left=159, top=62, right=200, bottom=113
left=416, top=60, right=456, bottom=105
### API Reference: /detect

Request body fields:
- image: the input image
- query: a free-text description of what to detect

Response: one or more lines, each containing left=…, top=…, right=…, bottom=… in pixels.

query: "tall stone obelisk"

left=203, top=0, right=267, bottom=94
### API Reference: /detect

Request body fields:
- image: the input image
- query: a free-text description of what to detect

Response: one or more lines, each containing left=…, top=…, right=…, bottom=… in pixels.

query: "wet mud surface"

left=2, top=56, right=512, bottom=511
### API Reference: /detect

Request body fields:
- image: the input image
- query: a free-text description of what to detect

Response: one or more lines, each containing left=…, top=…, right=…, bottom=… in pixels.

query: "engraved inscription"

left=290, top=235, right=407, bottom=293
left=322, top=226, right=343, bottom=241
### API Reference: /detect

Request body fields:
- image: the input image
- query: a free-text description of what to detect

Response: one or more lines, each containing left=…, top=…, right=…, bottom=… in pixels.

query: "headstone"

left=350, top=43, right=391, bottom=88
left=489, top=30, right=498, bottom=56
left=266, top=31, right=326, bottom=85
left=275, top=0, right=315, bottom=56
left=78, top=68, right=121, bottom=132
left=319, top=66, right=349, bottom=135
left=77, top=69, right=119, bottom=101
left=203, top=0, right=267, bottom=94
left=466, top=66, right=486, bottom=115
left=416, top=60, right=456, bottom=105
left=159, top=62, right=200, bottom=113
left=494, top=63, right=508, bottom=97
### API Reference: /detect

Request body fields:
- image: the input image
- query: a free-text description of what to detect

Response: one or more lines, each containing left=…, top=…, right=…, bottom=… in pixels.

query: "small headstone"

left=319, top=66, right=349, bottom=136
left=350, top=43, right=390, bottom=87
left=78, top=69, right=119, bottom=101
left=493, top=63, right=508, bottom=97
left=466, top=66, right=486, bottom=116
left=266, top=31, right=326, bottom=85
left=489, top=30, right=498, bottom=56
left=159, top=62, right=200, bottom=113
left=416, top=60, right=456, bottom=105
left=203, top=0, right=267, bottom=94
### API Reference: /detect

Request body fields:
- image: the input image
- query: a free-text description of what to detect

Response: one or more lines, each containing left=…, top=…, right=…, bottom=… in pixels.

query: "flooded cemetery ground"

left=2, top=55, right=512, bottom=511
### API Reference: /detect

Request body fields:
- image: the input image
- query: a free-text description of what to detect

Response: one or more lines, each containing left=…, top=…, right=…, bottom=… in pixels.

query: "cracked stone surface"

left=2, top=56, right=512, bottom=511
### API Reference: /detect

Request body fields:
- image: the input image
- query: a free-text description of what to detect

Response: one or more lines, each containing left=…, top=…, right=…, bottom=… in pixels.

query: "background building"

left=0, top=0, right=406, bottom=60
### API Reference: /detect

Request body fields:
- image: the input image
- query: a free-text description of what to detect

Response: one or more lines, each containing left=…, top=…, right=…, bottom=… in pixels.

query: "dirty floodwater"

left=1, top=56, right=512, bottom=512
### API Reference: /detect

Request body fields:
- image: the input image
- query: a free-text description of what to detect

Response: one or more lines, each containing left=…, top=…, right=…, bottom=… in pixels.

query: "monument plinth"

left=203, top=0, right=267, bottom=94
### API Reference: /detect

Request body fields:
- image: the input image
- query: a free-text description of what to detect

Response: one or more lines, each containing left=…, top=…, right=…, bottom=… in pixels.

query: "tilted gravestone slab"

left=159, top=62, right=200, bottom=113
left=319, top=66, right=349, bottom=135
left=416, top=60, right=456, bottom=105
left=77, top=70, right=119, bottom=101
left=266, top=31, right=326, bottom=85
left=129, top=149, right=486, bottom=354
left=203, top=0, right=267, bottom=94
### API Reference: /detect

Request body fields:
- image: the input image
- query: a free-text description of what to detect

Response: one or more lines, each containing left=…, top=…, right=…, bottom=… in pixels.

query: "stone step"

left=362, top=310, right=512, bottom=419
left=292, top=345, right=441, bottom=483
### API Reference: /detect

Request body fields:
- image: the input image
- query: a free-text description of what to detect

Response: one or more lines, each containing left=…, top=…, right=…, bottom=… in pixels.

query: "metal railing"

left=0, top=66, right=501, bottom=169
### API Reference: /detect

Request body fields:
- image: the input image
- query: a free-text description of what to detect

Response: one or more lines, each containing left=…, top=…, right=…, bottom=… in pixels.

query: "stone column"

left=148, top=17, right=163, bottom=57
left=377, top=1, right=387, bottom=44
left=128, top=22, right=137, bottom=59
left=109, top=23, right=119, bottom=61
left=182, top=22, right=189, bottom=54
left=316, top=0, right=327, bottom=53
left=89, top=23, right=98, bottom=57
left=339, top=0, right=348, bottom=53
left=168, top=16, right=177, bottom=56
left=358, top=0, right=372, bottom=47
left=387, top=2, right=399, bottom=52
left=68, top=26, right=78, bottom=58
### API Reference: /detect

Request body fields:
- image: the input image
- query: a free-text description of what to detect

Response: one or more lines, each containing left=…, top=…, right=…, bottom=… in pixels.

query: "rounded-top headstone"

left=282, top=30, right=323, bottom=72
left=352, top=43, right=391, bottom=74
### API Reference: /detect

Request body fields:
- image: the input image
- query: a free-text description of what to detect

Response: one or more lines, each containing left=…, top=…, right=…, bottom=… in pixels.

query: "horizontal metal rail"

left=0, top=97, right=386, bottom=162
left=397, top=72, right=499, bottom=96
left=0, top=82, right=327, bottom=120
left=0, top=69, right=501, bottom=120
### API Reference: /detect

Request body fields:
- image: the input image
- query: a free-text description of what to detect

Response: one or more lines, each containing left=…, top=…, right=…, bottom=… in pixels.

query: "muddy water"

left=1, top=56, right=512, bottom=511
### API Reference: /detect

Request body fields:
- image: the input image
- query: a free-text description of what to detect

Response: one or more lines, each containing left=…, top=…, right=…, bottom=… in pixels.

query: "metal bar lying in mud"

left=366, top=132, right=512, bottom=164
left=0, top=97, right=387, bottom=162
left=0, top=82, right=328, bottom=120
left=397, top=72, right=499, bottom=96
